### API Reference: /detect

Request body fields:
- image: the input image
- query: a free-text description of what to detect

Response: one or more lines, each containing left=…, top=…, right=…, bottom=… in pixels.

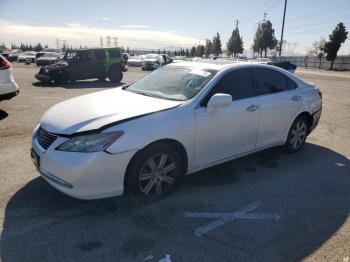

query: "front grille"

left=37, top=127, right=58, bottom=150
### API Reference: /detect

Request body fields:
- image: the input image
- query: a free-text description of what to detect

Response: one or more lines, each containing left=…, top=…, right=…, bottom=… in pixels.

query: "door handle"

left=292, top=95, right=301, bottom=101
left=246, top=104, right=260, bottom=112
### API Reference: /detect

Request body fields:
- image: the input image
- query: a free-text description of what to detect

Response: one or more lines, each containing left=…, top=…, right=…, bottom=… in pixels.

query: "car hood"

left=40, top=88, right=182, bottom=135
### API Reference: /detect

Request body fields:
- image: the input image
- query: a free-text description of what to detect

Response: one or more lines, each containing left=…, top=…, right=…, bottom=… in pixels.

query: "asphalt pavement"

left=0, top=63, right=349, bottom=262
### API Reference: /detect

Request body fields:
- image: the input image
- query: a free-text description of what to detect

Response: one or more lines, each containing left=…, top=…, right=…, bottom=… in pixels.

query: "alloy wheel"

left=290, top=120, right=307, bottom=150
left=138, top=153, right=177, bottom=196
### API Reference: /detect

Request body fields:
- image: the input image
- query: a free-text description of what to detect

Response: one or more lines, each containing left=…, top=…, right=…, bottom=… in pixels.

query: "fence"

left=273, top=55, right=350, bottom=70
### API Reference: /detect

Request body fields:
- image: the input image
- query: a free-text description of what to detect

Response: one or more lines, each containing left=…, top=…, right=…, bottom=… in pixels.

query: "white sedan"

left=0, top=55, right=19, bottom=101
left=31, top=62, right=322, bottom=199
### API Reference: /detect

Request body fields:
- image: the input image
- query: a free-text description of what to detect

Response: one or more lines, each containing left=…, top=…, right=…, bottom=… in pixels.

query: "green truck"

left=35, top=47, right=127, bottom=84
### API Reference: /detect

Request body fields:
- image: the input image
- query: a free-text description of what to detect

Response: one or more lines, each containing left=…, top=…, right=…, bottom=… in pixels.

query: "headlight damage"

left=56, top=131, right=123, bottom=152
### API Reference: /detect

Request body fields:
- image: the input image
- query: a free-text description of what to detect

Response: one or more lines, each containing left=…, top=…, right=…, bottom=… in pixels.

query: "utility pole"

left=279, top=0, right=287, bottom=56
left=100, top=37, right=103, bottom=48
left=106, top=36, right=111, bottom=47
left=113, top=37, right=118, bottom=47
left=62, top=40, right=67, bottom=50
left=55, top=39, right=60, bottom=50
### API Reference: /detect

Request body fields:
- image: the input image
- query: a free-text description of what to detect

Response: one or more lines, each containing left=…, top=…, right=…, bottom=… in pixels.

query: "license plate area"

left=31, top=148, right=40, bottom=169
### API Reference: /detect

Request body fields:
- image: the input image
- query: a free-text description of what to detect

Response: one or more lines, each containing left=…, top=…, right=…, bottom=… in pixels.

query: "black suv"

left=35, top=48, right=126, bottom=84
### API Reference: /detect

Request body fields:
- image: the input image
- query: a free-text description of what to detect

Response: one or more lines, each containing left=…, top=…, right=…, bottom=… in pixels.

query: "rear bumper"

left=0, top=82, right=19, bottom=101
left=311, top=109, right=322, bottom=132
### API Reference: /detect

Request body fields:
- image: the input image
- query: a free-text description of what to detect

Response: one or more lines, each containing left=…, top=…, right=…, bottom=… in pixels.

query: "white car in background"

left=31, top=62, right=322, bottom=200
left=141, top=54, right=164, bottom=70
left=127, top=55, right=143, bottom=67
left=17, top=51, right=36, bottom=63
left=0, top=55, right=19, bottom=101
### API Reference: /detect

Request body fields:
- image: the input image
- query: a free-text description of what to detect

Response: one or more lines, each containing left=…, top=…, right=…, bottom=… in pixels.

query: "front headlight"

left=56, top=131, right=123, bottom=152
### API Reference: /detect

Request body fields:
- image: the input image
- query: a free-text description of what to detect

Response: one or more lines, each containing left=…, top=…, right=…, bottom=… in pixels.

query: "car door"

left=194, top=68, right=261, bottom=167
left=253, top=67, right=301, bottom=148
left=93, top=50, right=107, bottom=78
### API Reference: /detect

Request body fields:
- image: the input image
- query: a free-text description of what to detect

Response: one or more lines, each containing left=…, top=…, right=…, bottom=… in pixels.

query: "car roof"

left=167, top=61, right=248, bottom=71
left=167, top=60, right=293, bottom=72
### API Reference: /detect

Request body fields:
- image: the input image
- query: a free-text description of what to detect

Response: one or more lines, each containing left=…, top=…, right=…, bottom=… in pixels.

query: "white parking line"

left=184, top=202, right=280, bottom=236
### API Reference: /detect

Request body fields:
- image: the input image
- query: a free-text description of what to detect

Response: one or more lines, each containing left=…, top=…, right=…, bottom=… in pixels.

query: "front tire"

left=284, top=116, right=309, bottom=152
left=126, top=143, right=183, bottom=198
left=53, top=71, right=69, bottom=84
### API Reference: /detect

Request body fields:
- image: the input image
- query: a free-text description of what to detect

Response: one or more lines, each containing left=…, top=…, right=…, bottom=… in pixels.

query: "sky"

left=0, top=0, right=349, bottom=56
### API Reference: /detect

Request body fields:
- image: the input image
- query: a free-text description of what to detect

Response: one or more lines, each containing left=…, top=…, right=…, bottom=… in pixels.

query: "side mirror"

left=207, top=93, right=232, bottom=113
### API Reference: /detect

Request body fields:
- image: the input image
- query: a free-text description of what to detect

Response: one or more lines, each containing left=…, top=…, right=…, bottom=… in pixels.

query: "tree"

left=226, top=27, right=243, bottom=57
left=185, top=48, right=190, bottom=57
left=33, top=43, right=43, bottom=52
left=204, top=39, right=212, bottom=58
left=196, top=44, right=205, bottom=57
left=0, top=43, right=7, bottom=51
left=308, top=39, right=326, bottom=69
left=212, top=32, right=222, bottom=56
left=260, top=20, right=277, bottom=57
left=253, top=20, right=277, bottom=57
left=322, top=23, right=348, bottom=70
left=190, top=46, right=197, bottom=57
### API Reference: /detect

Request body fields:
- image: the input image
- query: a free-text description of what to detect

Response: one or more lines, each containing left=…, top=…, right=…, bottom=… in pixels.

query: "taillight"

left=0, top=57, right=11, bottom=70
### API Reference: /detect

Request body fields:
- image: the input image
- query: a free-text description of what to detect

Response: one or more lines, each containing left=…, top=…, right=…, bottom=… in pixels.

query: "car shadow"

left=1, top=143, right=349, bottom=261
left=32, top=80, right=125, bottom=89
left=0, top=110, right=8, bottom=121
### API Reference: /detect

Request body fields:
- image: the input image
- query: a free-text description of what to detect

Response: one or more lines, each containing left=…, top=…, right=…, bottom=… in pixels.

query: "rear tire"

left=108, top=66, right=123, bottom=83
left=284, top=116, right=309, bottom=153
left=126, top=143, right=183, bottom=199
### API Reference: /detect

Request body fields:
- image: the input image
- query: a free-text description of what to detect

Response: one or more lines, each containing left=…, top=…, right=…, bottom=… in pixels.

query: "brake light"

left=0, top=57, right=11, bottom=70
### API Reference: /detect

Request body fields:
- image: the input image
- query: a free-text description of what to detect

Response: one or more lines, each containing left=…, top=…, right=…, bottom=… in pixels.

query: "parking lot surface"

left=0, top=64, right=349, bottom=262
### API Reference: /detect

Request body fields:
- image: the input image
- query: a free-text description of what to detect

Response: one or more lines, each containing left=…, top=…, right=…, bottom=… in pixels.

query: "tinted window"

left=78, top=51, right=93, bottom=61
left=108, top=49, right=121, bottom=58
left=254, top=68, right=290, bottom=95
left=201, top=69, right=255, bottom=106
left=94, top=50, right=106, bottom=60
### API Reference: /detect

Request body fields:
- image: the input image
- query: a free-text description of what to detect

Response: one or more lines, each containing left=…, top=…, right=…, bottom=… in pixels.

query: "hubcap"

left=290, top=120, right=307, bottom=150
left=139, top=153, right=177, bottom=196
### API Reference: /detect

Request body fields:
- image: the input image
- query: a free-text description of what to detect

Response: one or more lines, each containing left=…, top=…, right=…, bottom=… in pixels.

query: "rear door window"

left=253, top=68, right=291, bottom=95
left=108, top=49, right=121, bottom=58
left=94, top=50, right=106, bottom=60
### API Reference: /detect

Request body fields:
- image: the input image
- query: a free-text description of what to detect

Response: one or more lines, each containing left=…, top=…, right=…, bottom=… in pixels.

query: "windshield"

left=64, top=52, right=77, bottom=60
left=144, top=54, right=159, bottom=59
left=126, top=66, right=216, bottom=101
left=43, top=53, right=57, bottom=57
left=130, top=56, right=142, bottom=60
